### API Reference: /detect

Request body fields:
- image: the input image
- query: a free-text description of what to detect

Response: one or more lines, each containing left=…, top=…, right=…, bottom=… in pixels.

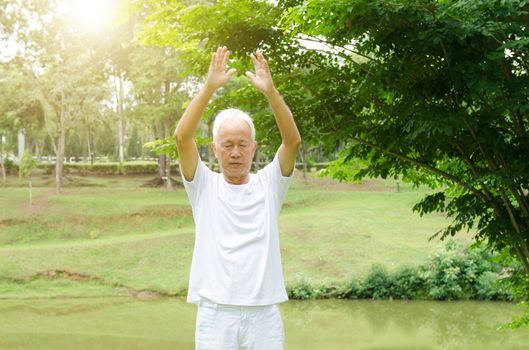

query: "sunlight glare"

left=70, top=0, right=116, bottom=31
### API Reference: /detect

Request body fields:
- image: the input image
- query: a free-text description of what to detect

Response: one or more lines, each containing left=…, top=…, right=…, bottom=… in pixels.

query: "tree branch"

left=298, top=34, right=378, bottom=63
left=351, top=136, right=490, bottom=204
left=453, top=142, right=503, bottom=217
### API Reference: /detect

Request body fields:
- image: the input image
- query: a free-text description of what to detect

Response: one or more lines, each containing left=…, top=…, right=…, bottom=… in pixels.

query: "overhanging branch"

left=351, top=136, right=490, bottom=204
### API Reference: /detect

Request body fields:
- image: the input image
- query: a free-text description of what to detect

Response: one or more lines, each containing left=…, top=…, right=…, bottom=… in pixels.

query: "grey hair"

left=212, top=108, right=256, bottom=143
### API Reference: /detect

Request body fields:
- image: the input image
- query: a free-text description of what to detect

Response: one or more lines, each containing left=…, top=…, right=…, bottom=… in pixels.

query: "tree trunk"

left=300, top=143, right=308, bottom=181
left=87, top=131, right=93, bottom=165
left=35, top=142, right=41, bottom=162
left=158, top=153, right=166, bottom=179
left=118, top=116, right=125, bottom=163
left=165, top=154, right=173, bottom=191
left=208, top=119, right=214, bottom=170
left=115, top=75, right=125, bottom=164
left=514, top=244, right=529, bottom=280
left=0, top=159, right=5, bottom=184
left=17, top=130, right=24, bottom=179
left=55, top=90, right=66, bottom=194
left=1, top=136, right=6, bottom=184
left=254, top=147, right=261, bottom=171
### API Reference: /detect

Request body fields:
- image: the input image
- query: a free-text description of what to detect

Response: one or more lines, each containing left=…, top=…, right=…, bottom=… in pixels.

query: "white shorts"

left=195, top=298, right=285, bottom=350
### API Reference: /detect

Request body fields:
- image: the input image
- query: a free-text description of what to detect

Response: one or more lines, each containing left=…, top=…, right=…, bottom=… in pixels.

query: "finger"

left=227, top=68, right=237, bottom=79
left=245, top=71, right=256, bottom=82
left=257, top=51, right=269, bottom=68
left=250, top=54, right=258, bottom=68
left=222, top=49, right=230, bottom=68
left=257, top=51, right=265, bottom=62
left=215, top=46, right=223, bottom=66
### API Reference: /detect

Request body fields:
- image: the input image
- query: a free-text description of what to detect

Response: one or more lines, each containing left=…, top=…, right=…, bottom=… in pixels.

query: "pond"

left=0, top=297, right=527, bottom=349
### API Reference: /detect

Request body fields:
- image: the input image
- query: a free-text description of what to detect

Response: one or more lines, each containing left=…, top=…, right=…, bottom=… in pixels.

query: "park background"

left=1, top=0, right=529, bottom=349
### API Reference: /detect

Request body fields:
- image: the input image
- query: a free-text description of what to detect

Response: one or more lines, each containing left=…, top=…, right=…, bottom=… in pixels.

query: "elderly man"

left=174, top=46, right=301, bottom=350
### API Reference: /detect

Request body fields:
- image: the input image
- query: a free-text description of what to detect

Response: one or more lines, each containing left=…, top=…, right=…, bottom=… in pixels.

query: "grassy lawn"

left=0, top=171, right=471, bottom=298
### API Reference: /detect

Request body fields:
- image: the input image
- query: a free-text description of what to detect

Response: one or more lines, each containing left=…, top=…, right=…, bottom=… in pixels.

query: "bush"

left=336, top=278, right=362, bottom=299
left=287, top=242, right=513, bottom=301
left=392, top=266, right=426, bottom=300
left=362, top=264, right=393, bottom=299
left=38, top=161, right=172, bottom=175
left=474, top=271, right=512, bottom=301
left=421, top=241, right=465, bottom=300
left=286, top=277, right=318, bottom=300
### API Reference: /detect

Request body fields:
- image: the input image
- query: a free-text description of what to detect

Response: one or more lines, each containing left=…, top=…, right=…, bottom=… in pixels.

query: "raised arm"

left=245, top=52, right=302, bottom=176
left=174, top=46, right=236, bottom=181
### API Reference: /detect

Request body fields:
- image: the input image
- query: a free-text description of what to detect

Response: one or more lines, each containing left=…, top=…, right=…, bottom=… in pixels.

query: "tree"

left=281, top=0, right=529, bottom=286
left=19, top=151, right=37, bottom=205
left=127, top=45, right=188, bottom=189
left=1, top=0, right=110, bottom=192
left=130, top=0, right=337, bottom=176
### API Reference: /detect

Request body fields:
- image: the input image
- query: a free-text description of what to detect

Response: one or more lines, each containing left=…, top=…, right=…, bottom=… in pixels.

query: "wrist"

left=202, top=82, right=218, bottom=95
left=264, top=87, right=281, bottom=100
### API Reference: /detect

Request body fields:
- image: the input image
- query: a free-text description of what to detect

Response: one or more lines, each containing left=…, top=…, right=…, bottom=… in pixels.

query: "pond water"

left=0, top=297, right=527, bottom=350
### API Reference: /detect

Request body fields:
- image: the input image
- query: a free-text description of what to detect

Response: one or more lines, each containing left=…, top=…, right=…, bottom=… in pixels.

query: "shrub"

left=461, top=245, right=495, bottom=296
left=286, top=277, right=317, bottom=300
left=362, top=264, right=393, bottom=299
left=286, top=242, right=513, bottom=301
left=423, top=241, right=465, bottom=300
left=392, top=266, right=426, bottom=300
left=38, top=162, right=166, bottom=175
left=474, top=271, right=511, bottom=301
left=336, top=277, right=363, bottom=299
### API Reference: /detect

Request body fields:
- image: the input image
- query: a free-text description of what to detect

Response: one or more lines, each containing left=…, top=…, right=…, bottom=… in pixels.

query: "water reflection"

left=0, top=298, right=527, bottom=350
left=282, top=300, right=528, bottom=350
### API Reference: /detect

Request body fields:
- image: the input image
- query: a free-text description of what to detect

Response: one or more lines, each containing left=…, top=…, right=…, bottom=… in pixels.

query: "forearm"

left=174, top=84, right=216, bottom=141
left=265, top=89, right=301, bottom=147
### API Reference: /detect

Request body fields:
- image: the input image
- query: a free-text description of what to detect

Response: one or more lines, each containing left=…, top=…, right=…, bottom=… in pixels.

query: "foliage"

left=500, top=302, right=529, bottom=330
left=143, top=135, right=212, bottom=160
left=286, top=241, right=514, bottom=302
left=317, top=149, right=369, bottom=183
left=361, top=264, right=393, bottom=299
left=37, top=161, right=178, bottom=175
left=392, top=266, right=427, bottom=300
left=422, top=240, right=467, bottom=300
left=335, top=278, right=363, bottom=299
left=130, top=0, right=339, bottom=162
left=281, top=0, right=529, bottom=295
left=286, top=275, right=319, bottom=300
left=19, top=152, right=37, bottom=178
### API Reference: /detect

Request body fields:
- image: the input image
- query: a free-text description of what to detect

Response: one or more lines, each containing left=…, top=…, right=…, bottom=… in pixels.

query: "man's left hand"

left=245, top=52, right=277, bottom=97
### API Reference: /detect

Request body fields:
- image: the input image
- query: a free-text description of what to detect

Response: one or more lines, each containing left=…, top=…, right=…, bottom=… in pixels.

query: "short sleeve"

left=180, top=156, right=212, bottom=206
left=257, top=151, right=295, bottom=207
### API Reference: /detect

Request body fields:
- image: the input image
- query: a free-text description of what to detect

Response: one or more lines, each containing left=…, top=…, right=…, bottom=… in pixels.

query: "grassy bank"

left=0, top=171, right=471, bottom=298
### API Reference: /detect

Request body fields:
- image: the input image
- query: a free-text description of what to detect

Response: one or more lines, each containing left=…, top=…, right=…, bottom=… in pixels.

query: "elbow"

left=293, top=137, right=302, bottom=150
left=285, top=136, right=302, bottom=151
left=173, top=126, right=186, bottom=144
left=173, top=130, right=181, bottom=142
left=293, top=132, right=302, bottom=148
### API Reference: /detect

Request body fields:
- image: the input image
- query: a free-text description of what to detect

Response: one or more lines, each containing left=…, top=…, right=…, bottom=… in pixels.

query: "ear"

left=211, top=142, right=218, bottom=158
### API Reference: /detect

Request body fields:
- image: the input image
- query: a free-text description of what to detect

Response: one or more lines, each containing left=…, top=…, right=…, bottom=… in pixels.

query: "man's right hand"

left=205, top=46, right=237, bottom=91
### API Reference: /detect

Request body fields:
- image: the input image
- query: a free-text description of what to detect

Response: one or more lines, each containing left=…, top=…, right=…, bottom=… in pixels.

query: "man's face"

left=212, top=118, right=257, bottom=182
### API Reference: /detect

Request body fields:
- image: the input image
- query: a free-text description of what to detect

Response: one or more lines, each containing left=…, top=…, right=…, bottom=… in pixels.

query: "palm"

left=246, top=52, right=275, bottom=95
left=205, top=47, right=236, bottom=90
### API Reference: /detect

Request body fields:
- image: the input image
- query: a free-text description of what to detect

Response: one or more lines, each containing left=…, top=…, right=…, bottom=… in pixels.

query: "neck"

left=223, top=173, right=250, bottom=185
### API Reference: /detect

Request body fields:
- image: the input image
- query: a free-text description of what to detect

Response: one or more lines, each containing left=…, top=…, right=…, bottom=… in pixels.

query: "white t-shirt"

left=181, top=152, right=293, bottom=306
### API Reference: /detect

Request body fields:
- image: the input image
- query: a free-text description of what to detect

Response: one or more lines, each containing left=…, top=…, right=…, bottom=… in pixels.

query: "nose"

left=230, top=146, right=241, bottom=158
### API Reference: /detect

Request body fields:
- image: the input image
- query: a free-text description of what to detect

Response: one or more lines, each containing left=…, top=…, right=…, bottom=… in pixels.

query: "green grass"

left=0, top=172, right=470, bottom=298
